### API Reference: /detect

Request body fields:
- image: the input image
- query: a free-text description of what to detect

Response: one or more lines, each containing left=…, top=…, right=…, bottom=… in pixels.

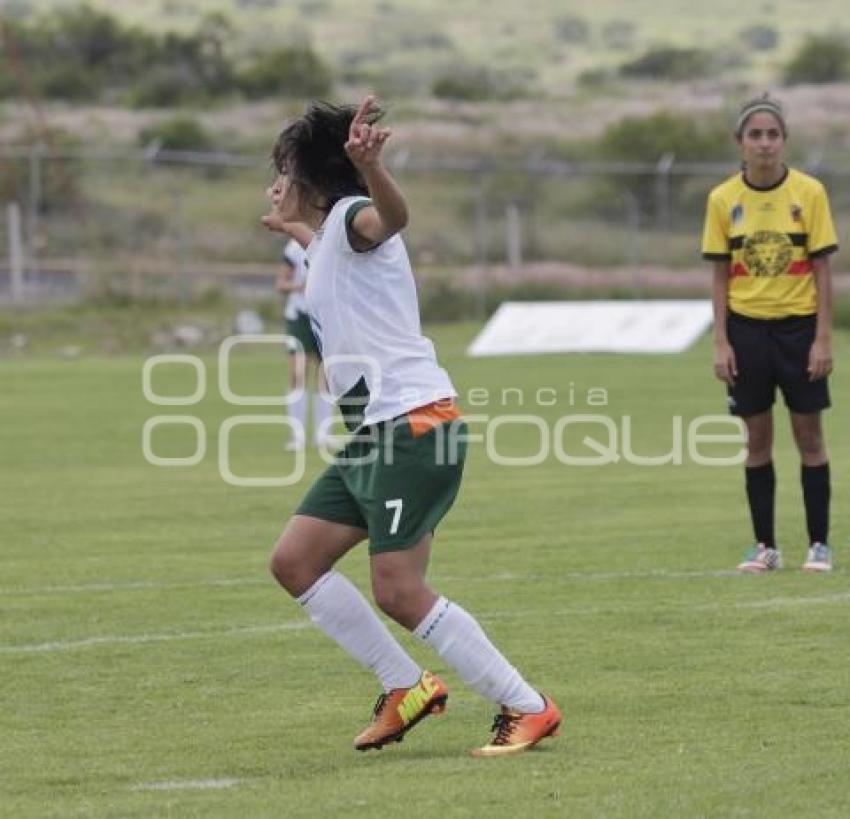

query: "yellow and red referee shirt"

left=702, top=167, right=838, bottom=319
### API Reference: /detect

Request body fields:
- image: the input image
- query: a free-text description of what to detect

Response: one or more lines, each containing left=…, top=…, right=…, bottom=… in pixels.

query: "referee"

left=702, top=94, right=838, bottom=573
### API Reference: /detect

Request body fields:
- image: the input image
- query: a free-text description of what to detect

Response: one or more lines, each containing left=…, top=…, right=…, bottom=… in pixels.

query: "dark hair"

left=735, top=92, right=787, bottom=139
left=272, top=100, right=385, bottom=212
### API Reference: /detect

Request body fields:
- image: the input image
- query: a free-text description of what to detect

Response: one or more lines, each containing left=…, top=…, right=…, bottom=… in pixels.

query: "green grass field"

left=2, top=323, right=850, bottom=818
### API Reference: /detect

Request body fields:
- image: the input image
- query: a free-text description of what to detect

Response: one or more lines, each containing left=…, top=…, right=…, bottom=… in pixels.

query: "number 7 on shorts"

left=385, top=498, right=403, bottom=535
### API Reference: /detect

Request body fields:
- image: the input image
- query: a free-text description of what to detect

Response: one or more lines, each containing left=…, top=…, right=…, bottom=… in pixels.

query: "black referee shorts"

left=726, top=310, right=830, bottom=417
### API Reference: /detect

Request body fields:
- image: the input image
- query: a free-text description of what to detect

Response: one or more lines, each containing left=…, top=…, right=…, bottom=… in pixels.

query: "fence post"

left=655, top=152, right=675, bottom=231
left=473, top=170, right=488, bottom=318
left=28, top=143, right=42, bottom=278
left=7, top=201, right=25, bottom=303
left=505, top=200, right=522, bottom=273
left=622, top=188, right=642, bottom=298
left=172, top=187, right=190, bottom=304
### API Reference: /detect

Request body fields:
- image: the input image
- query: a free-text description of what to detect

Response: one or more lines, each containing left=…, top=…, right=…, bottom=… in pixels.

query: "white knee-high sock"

left=298, top=571, right=422, bottom=691
left=311, top=391, right=334, bottom=445
left=287, top=392, right=307, bottom=445
left=414, top=597, right=544, bottom=713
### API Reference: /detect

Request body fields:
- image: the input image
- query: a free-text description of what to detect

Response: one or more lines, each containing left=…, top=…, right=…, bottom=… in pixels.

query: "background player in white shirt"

left=275, top=232, right=333, bottom=449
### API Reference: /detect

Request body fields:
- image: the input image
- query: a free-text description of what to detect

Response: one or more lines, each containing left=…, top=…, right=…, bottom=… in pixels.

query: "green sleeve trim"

left=345, top=199, right=381, bottom=253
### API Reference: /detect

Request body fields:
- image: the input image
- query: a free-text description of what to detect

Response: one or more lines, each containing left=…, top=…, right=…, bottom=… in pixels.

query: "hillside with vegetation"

left=1, top=1, right=850, bottom=323
left=3, top=0, right=850, bottom=102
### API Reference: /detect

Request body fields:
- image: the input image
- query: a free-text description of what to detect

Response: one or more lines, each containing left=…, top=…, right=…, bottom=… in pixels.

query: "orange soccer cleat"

left=354, top=670, right=448, bottom=751
left=471, top=694, right=561, bottom=758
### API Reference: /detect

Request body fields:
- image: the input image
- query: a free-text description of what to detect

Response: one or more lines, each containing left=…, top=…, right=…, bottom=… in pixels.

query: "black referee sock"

left=745, top=463, right=776, bottom=548
left=801, top=463, right=831, bottom=545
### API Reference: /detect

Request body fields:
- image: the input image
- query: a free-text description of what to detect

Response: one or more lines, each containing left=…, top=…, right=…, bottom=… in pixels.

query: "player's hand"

left=261, top=210, right=289, bottom=232
left=344, top=95, right=391, bottom=170
left=808, top=338, right=833, bottom=381
left=713, top=340, right=737, bottom=386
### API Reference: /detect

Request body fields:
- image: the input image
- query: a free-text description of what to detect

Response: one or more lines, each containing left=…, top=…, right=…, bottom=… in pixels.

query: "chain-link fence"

left=2, top=146, right=850, bottom=313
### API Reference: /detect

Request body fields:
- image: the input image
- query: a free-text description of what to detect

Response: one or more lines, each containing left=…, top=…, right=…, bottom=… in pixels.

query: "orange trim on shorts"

left=407, top=400, right=462, bottom=437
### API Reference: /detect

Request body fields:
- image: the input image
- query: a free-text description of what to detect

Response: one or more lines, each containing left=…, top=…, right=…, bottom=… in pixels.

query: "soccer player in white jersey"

left=261, top=97, right=561, bottom=757
left=275, top=231, right=333, bottom=450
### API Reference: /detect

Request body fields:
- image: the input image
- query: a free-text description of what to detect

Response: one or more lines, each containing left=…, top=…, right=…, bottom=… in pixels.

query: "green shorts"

left=286, top=312, right=321, bottom=358
left=295, top=416, right=467, bottom=553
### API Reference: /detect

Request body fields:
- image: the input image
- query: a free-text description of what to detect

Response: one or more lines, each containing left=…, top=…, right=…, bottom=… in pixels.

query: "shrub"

left=577, top=68, right=615, bottom=90
left=29, top=6, right=158, bottom=98
left=739, top=24, right=779, bottom=51
left=138, top=117, right=214, bottom=151
left=0, top=5, right=237, bottom=104
left=554, top=15, right=590, bottom=45
left=34, top=63, right=103, bottom=101
left=602, top=20, right=636, bottom=50
left=598, top=111, right=730, bottom=164
left=432, top=65, right=529, bottom=101
left=237, top=45, right=332, bottom=98
left=398, top=30, right=453, bottom=50
left=432, top=67, right=494, bottom=101
left=784, top=34, right=850, bottom=84
left=619, top=46, right=712, bottom=80
left=129, top=65, right=206, bottom=107
left=150, top=30, right=234, bottom=101
left=594, top=111, right=732, bottom=220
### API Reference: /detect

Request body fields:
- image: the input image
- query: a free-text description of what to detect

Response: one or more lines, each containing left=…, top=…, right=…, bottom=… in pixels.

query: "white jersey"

left=282, top=239, right=309, bottom=320
left=305, top=196, right=456, bottom=427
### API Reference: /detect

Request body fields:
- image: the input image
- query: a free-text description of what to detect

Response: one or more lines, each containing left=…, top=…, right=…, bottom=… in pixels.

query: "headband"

left=735, top=96, right=787, bottom=137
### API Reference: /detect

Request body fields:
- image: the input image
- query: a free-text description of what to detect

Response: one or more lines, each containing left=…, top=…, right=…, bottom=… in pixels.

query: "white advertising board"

left=467, top=300, right=714, bottom=356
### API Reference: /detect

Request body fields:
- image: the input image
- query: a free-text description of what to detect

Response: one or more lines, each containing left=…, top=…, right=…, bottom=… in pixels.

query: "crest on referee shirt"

left=742, top=230, right=793, bottom=277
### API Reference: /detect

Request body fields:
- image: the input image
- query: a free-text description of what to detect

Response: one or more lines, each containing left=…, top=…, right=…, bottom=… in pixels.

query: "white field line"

left=485, top=569, right=741, bottom=582
left=2, top=564, right=846, bottom=654
left=5, top=589, right=850, bottom=655
left=0, top=577, right=268, bottom=597
left=476, top=590, right=850, bottom=621
left=0, top=569, right=745, bottom=598
left=132, top=778, right=242, bottom=792
left=0, top=621, right=309, bottom=654
left=720, top=590, right=850, bottom=610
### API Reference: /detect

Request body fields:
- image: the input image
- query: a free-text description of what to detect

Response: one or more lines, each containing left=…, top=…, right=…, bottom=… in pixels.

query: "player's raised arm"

left=344, top=95, right=409, bottom=246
